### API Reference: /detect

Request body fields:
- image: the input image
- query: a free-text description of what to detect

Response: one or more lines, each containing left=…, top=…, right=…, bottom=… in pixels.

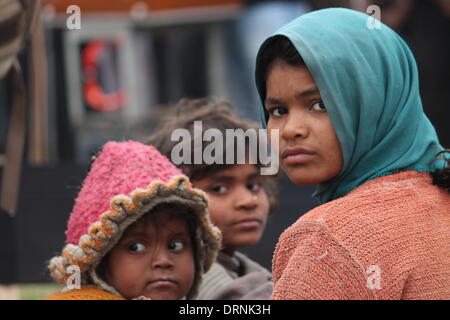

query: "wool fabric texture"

left=271, top=171, right=450, bottom=299
left=196, top=251, right=273, bottom=300
left=255, top=8, right=445, bottom=203
left=48, top=141, right=222, bottom=300
left=65, top=141, right=182, bottom=245
left=45, top=287, right=124, bottom=300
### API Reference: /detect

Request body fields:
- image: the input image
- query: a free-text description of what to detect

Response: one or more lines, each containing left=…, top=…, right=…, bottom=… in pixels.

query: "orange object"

left=45, top=287, right=125, bottom=300
left=271, top=171, right=450, bottom=300
left=82, top=40, right=125, bottom=112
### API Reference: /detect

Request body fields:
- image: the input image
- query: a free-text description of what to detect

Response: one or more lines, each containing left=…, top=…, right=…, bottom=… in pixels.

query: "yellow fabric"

left=45, top=287, right=124, bottom=300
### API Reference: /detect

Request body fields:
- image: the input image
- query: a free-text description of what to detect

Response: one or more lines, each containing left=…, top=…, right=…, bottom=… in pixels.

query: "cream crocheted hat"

left=48, top=141, right=221, bottom=299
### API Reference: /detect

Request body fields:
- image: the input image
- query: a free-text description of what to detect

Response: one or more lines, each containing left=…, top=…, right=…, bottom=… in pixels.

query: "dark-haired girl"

left=255, top=8, right=450, bottom=299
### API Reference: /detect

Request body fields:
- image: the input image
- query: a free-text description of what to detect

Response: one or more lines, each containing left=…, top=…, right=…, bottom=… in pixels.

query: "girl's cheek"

left=259, top=192, right=270, bottom=212
left=267, top=126, right=276, bottom=143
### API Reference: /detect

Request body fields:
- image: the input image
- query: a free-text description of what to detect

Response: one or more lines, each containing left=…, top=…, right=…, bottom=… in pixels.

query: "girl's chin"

left=285, top=168, right=325, bottom=185
left=290, top=174, right=320, bottom=186
left=139, top=290, right=182, bottom=300
left=232, top=236, right=263, bottom=249
left=283, top=163, right=341, bottom=186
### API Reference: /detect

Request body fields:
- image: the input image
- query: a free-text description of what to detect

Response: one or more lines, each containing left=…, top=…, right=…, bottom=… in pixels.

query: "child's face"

left=194, top=164, right=270, bottom=255
left=265, top=58, right=343, bottom=186
left=104, top=210, right=195, bottom=300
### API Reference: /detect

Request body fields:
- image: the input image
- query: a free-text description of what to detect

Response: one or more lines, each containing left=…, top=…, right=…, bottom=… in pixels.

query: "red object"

left=82, top=40, right=125, bottom=112
left=41, top=0, right=242, bottom=12
left=65, top=141, right=184, bottom=245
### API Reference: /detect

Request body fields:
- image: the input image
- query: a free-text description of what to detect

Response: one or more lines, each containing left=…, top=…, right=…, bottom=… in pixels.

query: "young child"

left=147, top=98, right=278, bottom=299
left=46, top=141, right=221, bottom=300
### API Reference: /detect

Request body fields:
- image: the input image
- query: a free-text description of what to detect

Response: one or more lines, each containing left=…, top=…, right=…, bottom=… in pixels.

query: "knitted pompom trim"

left=48, top=175, right=222, bottom=299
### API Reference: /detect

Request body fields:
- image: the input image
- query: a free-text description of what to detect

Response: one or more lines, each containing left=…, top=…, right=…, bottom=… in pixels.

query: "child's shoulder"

left=45, top=286, right=124, bottom=300
left=280, top=171, right=438, bottom=256
left=304, top=171, right=433, bottom=223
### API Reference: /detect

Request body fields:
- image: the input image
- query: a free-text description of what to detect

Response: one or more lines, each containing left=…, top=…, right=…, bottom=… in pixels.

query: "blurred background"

left=0, top=0, right=449, bottom=299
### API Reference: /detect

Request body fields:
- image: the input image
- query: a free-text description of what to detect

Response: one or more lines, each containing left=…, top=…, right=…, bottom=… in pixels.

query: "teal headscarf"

left=255, top=8, right=445, bottom=204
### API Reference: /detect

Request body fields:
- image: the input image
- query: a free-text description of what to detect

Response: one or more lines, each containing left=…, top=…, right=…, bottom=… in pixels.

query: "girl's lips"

left=283, top=153, right=316, bottom=165
left=148, top=279, right=177, bottom=288
left=282, top=146, right=316, bottom=165
left=233, top=218, right=262, bottom=230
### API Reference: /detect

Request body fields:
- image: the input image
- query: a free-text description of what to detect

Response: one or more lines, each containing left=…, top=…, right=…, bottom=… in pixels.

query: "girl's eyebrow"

left=123, top=229, right=189, bottom=239
left=265, top=86, right=320, bottom=106
left=265, top=98, right=284, bottom=106
left=246, top=172, right=261, bottom=180
left=210, top=171, right=260, bottom=183
left=122, top=231, right=150, bottom=239
left=209, top=175, right=235, bottom=182
left=171, top=231, right=190, bottom=238
left=296, top=86, right=321, bottom=99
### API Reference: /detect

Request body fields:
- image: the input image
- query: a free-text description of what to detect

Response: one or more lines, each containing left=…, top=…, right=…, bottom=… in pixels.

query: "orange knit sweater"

left=45, top=287, right=124, bottom=300
left=272, top=171, right=450, bottom=300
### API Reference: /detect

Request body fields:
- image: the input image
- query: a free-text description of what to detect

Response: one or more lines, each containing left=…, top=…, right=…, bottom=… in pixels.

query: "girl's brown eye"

left=247, top=182, right=261, bottom=191
left=211, top=185, right=228, bottom=194
left=168, top=241, right=184, bottom=251
left=269, top=107, right=288, bottom=117
left=129, top=242, right=146, bottom=252
left=311, top=101, right=326, bottom=111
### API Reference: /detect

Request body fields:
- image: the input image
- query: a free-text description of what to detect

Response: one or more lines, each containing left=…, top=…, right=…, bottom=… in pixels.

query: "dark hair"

left=146, top=97, right=279, bottom=214
left=144, top=202, right=198, bottom=256
left=430, top=149, right=450, bottom=192
left=145, top=202, right=195, bottom=223
left=257, top=36, right=305, bottom=123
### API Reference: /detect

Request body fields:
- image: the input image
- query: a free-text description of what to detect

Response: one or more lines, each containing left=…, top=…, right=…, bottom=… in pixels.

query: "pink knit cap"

left=49, top=140, right=221, bottom=299
left=65, top=140, right=183, bottom=245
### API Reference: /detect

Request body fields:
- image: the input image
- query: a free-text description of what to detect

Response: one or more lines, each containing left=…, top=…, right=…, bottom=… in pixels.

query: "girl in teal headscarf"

left=255, top=8, right=450, bottom=299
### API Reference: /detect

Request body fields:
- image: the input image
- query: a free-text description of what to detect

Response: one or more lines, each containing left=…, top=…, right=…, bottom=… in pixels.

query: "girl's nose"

left=151, top=247, right=174, bottom=269
left=234, top=188, right=258, bottom=210
left=282, top=110, right=308, bottom=141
